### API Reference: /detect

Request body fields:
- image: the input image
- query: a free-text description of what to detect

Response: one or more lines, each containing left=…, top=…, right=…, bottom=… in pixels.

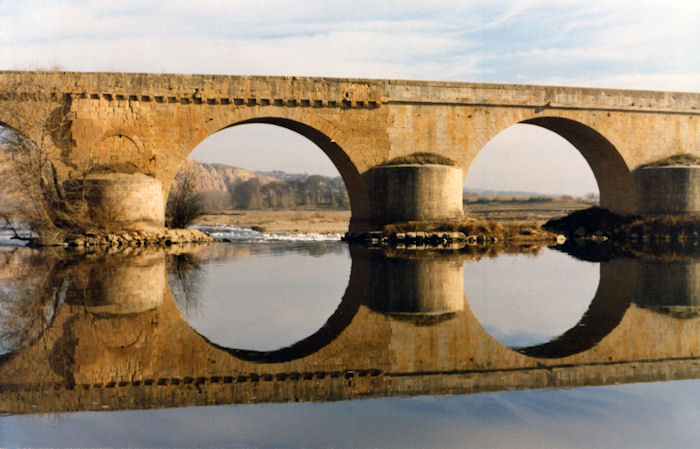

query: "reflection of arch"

left=514, top=258, right=636, bottom=359
left=0, top=118, right=32, bottom=144
left=519, top=117, right=637, bottom=214
left=0, top=121, right=35, bottom=151
left=204, top=244, right=369, bottom=363
left=185, top=117, right=370, bottom=232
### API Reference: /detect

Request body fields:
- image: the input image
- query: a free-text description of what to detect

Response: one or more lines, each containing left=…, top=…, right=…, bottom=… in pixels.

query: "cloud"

left=1, top=0, right=697, bottom=90
left=1, top=0, right=696, bottom=188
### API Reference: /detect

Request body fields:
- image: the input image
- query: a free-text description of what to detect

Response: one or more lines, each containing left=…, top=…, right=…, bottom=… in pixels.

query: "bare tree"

left=0, top=248, right=66, bottom=353
left=0, top=96, right=91, bottom=244
left=165, top=167, right=205, bottom=228
left=166, top=252, right=203, bottom=313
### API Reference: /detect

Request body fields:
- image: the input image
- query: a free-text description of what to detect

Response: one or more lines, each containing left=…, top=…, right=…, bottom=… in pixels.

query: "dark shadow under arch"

left=521, top=117, right=637, bottom=215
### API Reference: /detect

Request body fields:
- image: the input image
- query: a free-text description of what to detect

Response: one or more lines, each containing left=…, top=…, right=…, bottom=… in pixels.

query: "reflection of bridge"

left=0, top=247, right=698, bottom=414
left=0, top=72, right=698, bottom=231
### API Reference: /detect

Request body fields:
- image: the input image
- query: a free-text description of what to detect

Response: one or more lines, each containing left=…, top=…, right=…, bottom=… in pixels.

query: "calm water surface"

left=0, top=238, right=698, bottom=448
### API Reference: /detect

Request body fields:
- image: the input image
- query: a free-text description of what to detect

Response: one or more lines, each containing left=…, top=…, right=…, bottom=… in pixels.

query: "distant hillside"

left=464, top=187, right=599, bottom=200
left=180, top=158, right=282, bottom=193
left=177, top=159, right=349, bottom=210
left=255, top=170, right=310, bottom=182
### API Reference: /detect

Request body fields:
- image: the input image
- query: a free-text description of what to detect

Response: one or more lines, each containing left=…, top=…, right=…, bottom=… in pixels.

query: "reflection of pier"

left=366, top=250, right=465, bottom=318
left=635, top=259, right=700, bottom=318
left=0, top=248, right=698, bottom=414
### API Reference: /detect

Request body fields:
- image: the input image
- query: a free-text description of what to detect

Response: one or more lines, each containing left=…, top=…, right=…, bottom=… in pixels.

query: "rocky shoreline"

left=30, top=228, right=213, bottom=248
left=343, top=227, right=563, bottom=249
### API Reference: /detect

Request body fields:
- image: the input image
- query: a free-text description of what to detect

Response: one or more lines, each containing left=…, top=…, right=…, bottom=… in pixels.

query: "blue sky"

left=1, top=1, right=698, bottom=195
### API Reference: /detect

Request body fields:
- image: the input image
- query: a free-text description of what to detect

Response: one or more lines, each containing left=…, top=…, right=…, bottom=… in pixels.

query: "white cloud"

left=1, top=0, right=696, bottom=188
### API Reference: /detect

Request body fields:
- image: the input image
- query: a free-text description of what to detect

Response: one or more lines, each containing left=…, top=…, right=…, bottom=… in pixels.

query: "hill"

left=177, top=159, right=350, bottom=210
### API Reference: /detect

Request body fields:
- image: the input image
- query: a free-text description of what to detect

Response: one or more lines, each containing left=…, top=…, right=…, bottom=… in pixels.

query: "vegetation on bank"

left=165, top=168, right=205, bottom=228
left=0, top=116, right=96, bottom=244
left=170, top=159, right=350, bottom=211
left=543, top=207, right=700, bottom=243
left=381, top=218, right=556, bottom=243
left=230, top=174, right=349, bottom=210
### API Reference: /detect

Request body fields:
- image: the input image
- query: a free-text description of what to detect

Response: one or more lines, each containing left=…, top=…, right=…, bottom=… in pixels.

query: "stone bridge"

left=0, top=247, right=697, bottom=414
left=0, top=71, right=698, bottom=231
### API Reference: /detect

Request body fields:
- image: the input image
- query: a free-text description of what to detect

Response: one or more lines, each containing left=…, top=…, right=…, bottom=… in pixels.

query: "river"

left=0, top=231, right=698, bottom=448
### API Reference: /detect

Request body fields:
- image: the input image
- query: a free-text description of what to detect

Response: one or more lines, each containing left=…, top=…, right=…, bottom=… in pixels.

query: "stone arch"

left=185, top=116, right=370, bottom=232
left=91, top=133, right=152, bottom=174
left=518, top=117, right=638, bottom=215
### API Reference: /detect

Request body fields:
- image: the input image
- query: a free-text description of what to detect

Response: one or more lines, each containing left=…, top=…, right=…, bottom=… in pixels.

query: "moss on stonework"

left=380, top=152, right=456, bottom=167
left=639, top=153, right=700, bottom=168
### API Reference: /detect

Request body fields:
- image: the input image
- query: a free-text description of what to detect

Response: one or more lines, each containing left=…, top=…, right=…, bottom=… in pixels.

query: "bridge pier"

left=362, top=164, right=464, bottom=229
left=633, top=165, right=700, bottom=215
left=64, top=173, right=165, bottom=231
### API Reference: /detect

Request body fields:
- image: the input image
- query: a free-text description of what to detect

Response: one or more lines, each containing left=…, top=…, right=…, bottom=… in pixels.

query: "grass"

left=381, top=217, right=557, bottom=243
left=380, top=152, right=456, bottom=166
left=544, top=206, right=700, bottom=241
left=639, top=153, right=700, bottom=168
left=463, top=196, right=595, bottom=223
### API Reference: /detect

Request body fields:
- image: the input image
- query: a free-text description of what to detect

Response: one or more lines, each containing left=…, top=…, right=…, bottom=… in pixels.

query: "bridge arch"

left=518, top=116, right=637, bottom=214
left=181, top=116, right=370, bottom=232
left=464, top=116, right=637, bottom=215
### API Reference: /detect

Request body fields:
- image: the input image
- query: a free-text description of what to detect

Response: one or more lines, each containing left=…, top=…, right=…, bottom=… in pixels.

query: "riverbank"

left=18, top=228, right=213, bottom=248
left=194, top=209, right=351, bottom=234
left=343, top=218, right=562, bottom=249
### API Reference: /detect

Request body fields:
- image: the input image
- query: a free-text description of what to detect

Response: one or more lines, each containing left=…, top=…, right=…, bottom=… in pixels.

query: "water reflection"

left=0, top=248, right=66, bottom=354
left=635, top=258, right=700, bottom=318
left=0, top=242, right=697, bottom=417
left=366, top=250, right=464, bottom=323
left=171, top=242, right=350, bottom=353
left=463, top=249, right=600, bottom=348
left=515, top=257, right=634, bottom=358
left=66, top=252, right=166, bottom=315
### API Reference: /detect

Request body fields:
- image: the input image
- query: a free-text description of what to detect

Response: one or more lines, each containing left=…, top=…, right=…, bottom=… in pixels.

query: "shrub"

left=165, top=169, right=205, bottom=228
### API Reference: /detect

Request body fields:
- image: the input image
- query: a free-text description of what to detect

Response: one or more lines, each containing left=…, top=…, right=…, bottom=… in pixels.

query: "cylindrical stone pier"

left=65, top=173, right=165, bottom=230
left=633, top=165, right=700, bottom=215
left=362, top=164, right=464, bottom=229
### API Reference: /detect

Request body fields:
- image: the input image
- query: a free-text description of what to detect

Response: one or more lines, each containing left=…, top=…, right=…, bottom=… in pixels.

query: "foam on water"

left=194, top=225, right=343, bottom=242
left=0, top=227, right=343, bottom=246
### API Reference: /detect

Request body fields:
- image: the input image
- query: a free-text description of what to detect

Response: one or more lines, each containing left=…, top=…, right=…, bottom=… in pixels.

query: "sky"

left=1, top=0, right=698, bottom=195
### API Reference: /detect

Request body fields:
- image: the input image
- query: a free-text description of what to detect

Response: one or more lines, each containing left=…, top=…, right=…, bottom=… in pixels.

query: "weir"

left=1, top=71, right=698, bottom=232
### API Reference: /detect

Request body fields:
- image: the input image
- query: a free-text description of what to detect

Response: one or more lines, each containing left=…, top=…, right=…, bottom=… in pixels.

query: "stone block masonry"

left=0, top=71, right=698, bottom=233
